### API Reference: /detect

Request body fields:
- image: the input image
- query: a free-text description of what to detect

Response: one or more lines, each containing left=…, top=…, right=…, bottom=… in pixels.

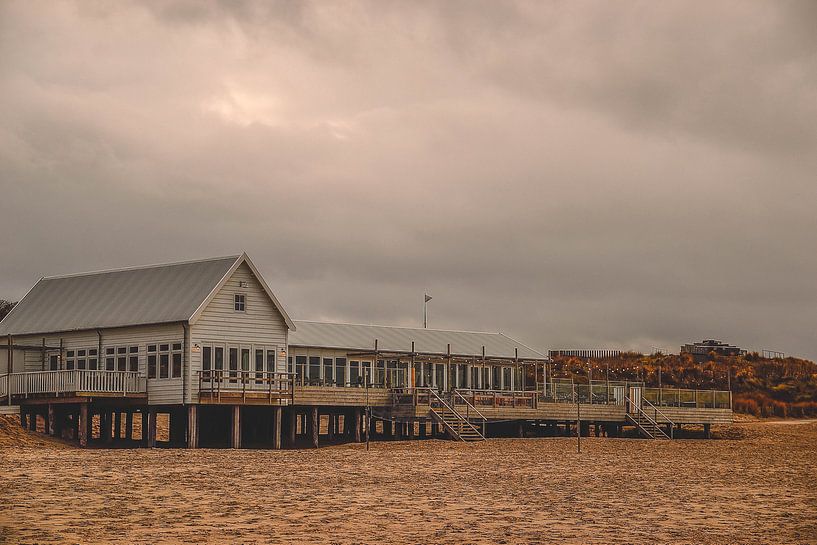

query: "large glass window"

left=308, top=356, right=321, bottom=385
left=295, top=355, right=307, bottom=384
left=87, top=349, right=98, bottom=370
left=229, top=348, right=238, bottom=382
left=266, top=350, right=276, bottom=373
left=241, top=348, right=250, bottom=377
left=129, top=346, right=139, bottom=372
left=160, top=353, right=169, bottom=379
left=147, top=345, right=157, bottom=379
left=335, top=357, right=346, bottom=386
left=172, top=352, right=182, bottom=378
left=215, top=347, right=224, bottom=371
left=375, top=360, right=385, bottom=387
left=77, top=349, right=87, bottom=370
left=323, top=358, right=333, bottom=386
left=255, top=349, right=264, bottom=381
left=350, top=360, right=360, bottom=386
left=202, top=346, right=212, bottom=371
left=435, top=364, right=445, bottom=390
left=117, top=347, right=127, bottom=372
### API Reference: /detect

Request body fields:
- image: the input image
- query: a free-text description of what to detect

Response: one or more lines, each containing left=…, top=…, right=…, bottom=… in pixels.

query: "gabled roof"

left=289, top=320, right=547, bottom=361
left=0, top=254, right=294, bottom=336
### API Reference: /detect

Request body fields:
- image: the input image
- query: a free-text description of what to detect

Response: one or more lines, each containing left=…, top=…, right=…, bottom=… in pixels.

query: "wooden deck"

left=293, top=386, right=391, bottom=407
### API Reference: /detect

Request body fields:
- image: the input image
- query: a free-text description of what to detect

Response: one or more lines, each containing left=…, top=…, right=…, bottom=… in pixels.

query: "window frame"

left=234, top=293, right=246, bottom=312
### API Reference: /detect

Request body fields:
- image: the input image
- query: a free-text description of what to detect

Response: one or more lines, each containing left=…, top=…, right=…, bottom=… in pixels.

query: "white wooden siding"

left=189, top=262, right=289, bottom=403
left=10, top=323, right=185, bottom=405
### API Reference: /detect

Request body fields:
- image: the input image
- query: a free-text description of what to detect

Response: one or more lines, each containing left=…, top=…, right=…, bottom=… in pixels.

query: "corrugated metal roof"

left=289, top=320, right=547, bottom=360
left=0, top=256, right=241, bottom=336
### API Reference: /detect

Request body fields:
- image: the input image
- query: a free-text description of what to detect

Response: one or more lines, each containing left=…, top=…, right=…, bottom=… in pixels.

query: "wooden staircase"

left=430, top=405, right=485, bottom=442
left=426, top=389, right=485, bottom=442
left=626, top=395, right=673, bottom=440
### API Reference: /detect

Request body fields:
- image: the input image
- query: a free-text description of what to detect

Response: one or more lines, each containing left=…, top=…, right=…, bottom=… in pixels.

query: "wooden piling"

left=273, top=406, right=282, bottom=449
left=125, top=411, right=133, bottom=440
left=102, top=411, right=113, bottom=443
left=187, top=405, right=198, bottom=449
left=148, top=409, right=157, bottom=448
left=78, top=404, right=88, bottom=447
left=47, top=405, right=56, bottom=436
left=288, top=409, right=297, bottom=446
left=231, top=405, right=241, bottom=448
left=310, top=407, right=319, bottom=448
left=114, top=411, right=122, bottom=440
left=354, top=409, right=362, bottom=443
left=141, top=410, right=149, bottom=445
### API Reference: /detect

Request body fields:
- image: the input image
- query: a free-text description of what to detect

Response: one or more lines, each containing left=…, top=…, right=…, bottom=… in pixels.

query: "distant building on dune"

left=548, top=349, right=622, bottom=359
left=681, top=339, right=746, bottom=362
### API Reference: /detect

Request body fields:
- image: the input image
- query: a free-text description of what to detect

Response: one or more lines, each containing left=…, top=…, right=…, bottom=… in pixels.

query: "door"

left=629, top=386, right=642, bottom=413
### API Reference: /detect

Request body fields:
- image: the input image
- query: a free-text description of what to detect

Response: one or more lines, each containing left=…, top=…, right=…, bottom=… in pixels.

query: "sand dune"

left=0, top=419, right=815, bottom=544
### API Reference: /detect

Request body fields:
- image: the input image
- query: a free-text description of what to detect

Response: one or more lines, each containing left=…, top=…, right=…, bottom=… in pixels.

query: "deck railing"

left=0, top=374, right=7, bottom=400
left=197, top=370, right=295, bottom=404
left=391, top=381, right=732, bottom=410
left=7, top=370, right=146, bottom=397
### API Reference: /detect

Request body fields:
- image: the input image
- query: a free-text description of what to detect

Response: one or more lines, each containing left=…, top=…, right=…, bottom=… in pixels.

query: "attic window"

left=234, top=294, right=246, bottom=312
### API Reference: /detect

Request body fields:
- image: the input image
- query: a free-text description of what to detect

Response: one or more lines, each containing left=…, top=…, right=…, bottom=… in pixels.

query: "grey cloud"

left=0, top=0, right=815, bottom=360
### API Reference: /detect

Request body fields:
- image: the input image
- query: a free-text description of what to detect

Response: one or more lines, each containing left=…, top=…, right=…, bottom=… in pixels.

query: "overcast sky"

left=1, top=1, right=815, bottom=359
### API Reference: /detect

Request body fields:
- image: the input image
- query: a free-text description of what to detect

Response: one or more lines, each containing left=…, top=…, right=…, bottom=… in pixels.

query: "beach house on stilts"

left=0, top=254, right=732, bottom=448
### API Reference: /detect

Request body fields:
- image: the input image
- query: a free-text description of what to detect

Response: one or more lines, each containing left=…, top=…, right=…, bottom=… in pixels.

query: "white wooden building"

left=0, top=253, right=732, bottom=448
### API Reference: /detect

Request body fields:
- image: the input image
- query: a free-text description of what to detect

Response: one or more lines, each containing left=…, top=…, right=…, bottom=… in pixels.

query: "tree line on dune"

left=544, top=352, right=817, bottom=418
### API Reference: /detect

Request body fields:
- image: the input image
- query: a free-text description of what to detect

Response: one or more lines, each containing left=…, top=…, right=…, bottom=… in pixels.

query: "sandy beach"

left=0, top=419, right=815, bottom=545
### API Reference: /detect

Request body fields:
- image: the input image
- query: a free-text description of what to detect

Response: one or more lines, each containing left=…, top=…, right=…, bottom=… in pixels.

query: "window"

left=160, top=353, right=169, bottom=379
left=350, top=360, right=360, bottom=387
left=255, top=349, right=264, bottom=383
left=117, top=347, right=127, bottom=372
left=323, top=358, right=333, bottom=385
left=129, top=346, right=139, bottom=372
left=77, top=349, right=87, bottom=370
left=215, top=347, right=224, bottom=371
left=172, top=352, right=182, bottom=378
left=295, top=355, right=307, bottom=384
left=335, top=357, right=346, bottom=386
left=147, top=345, right=157, bottom=379
left=266, top=349, right=276, bottom=374
left=234, top=294, right=245, bottom=312
left=203, top=347, right=212, bottom=371
left=88, top=349, right=98, bottom=370
left=375, top=360, right=385, bottom=387
left=309, top=356, right=320, bottom=384
left=49, top=355, right=59, bottom=370
left=229, top=348, right=238, bottom=382
left=241, top=348, right=250, bottom=374
left=106, top=348, right=115, bottom=371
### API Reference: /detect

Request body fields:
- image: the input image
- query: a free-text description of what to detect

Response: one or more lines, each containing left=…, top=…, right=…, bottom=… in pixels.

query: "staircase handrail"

left=451, top=389, right=488, bottom=422
left=624, top=394, right=670, bottom=439
left=426, top=388, right=485, bottom=440
left=641, top=398, right=675, bottom=438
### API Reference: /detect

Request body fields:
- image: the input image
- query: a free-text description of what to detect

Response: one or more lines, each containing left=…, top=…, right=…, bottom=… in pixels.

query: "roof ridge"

left=42, top=255, right=242, bottom=280
left=293, top=319, right=502, bottom=336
